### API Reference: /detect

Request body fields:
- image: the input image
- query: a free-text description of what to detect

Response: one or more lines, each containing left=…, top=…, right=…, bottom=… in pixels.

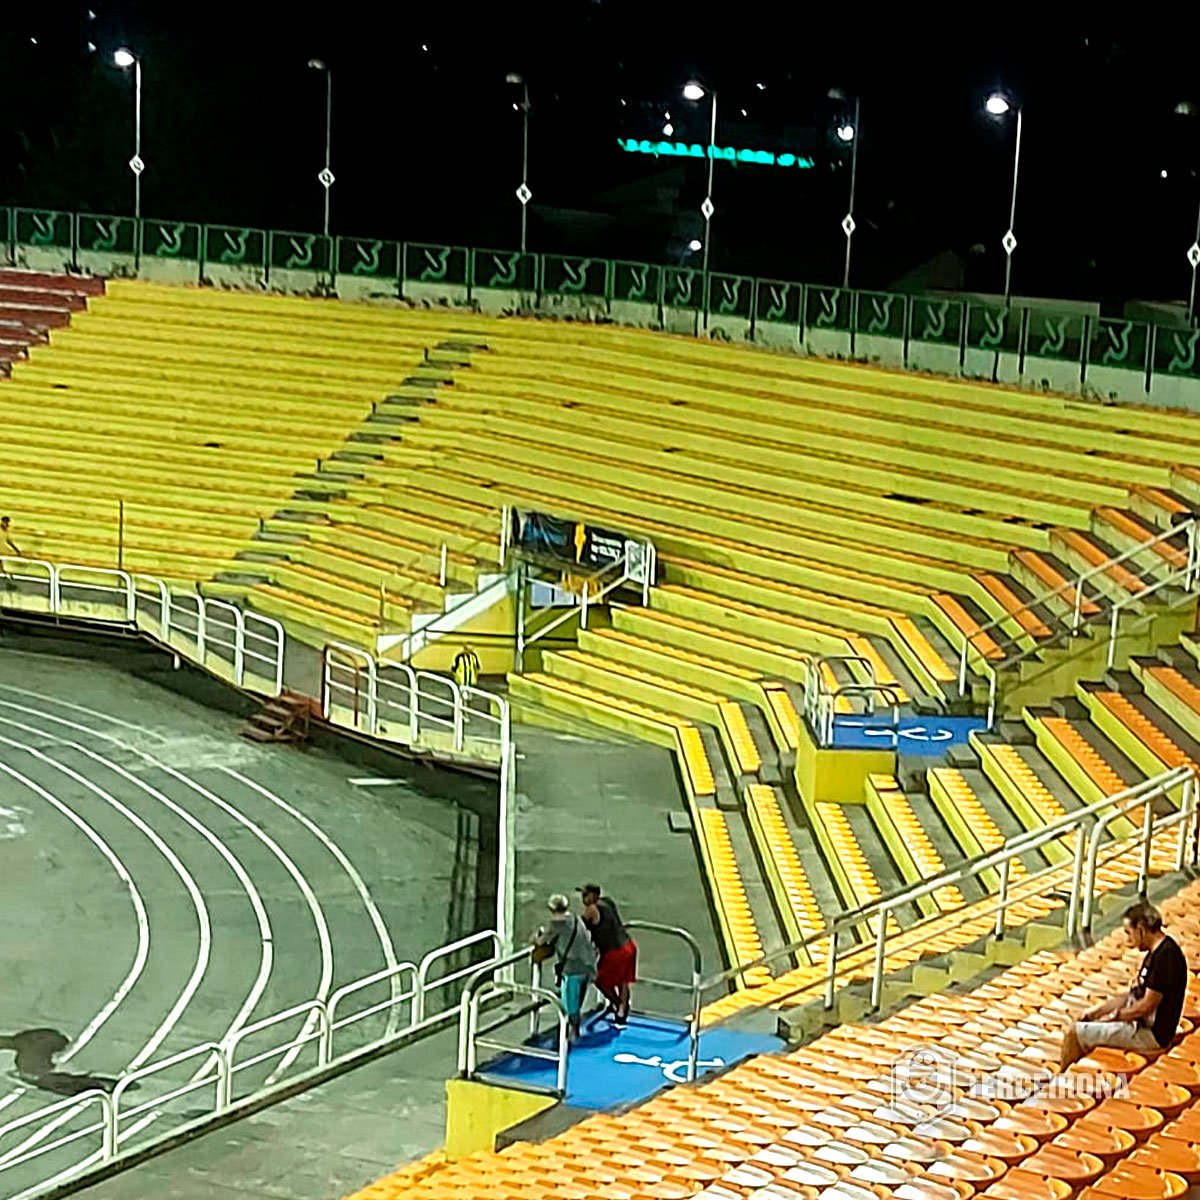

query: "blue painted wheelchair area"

left=478, top=1013, right=782, bottom=1110
left=831, top=713, right=986, bottom=754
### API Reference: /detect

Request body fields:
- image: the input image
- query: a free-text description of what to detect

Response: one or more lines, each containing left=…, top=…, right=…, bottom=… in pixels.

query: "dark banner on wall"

left=508, top=508, right=652, bottom=582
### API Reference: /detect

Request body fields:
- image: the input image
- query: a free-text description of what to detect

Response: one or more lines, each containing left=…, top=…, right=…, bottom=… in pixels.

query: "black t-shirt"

left=1133, top=935, right=1188, bottom=1047
left=590, top=897, right=630, bottom=955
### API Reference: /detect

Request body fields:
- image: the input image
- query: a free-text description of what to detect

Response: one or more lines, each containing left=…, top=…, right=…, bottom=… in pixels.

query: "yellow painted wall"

left=406, top=590, right=516, bottom=676
left=444, top=1077, right=557, bottom=1158
left=794, top=718, right=895, bottom=804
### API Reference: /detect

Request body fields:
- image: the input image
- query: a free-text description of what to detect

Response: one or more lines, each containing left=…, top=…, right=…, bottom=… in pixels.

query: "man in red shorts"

left=579, top=883, right=637, bottom=1025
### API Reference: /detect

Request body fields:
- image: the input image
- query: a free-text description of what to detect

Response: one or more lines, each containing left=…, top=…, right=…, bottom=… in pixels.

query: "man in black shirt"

left=1059, top=902, right=1189, bottom=1071
left=579, top=883, right=638, bottom=1026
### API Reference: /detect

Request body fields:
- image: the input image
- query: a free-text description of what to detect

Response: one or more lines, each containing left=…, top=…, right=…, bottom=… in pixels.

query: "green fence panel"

left=965, top=303, right=1021, bottom=353
left=403, top=243, right=469, bottom=287
left=268, top=229, right=332, bottom=273
left=14, top=208, right=73, bottom=250
left=1085, top=316, right=1149, bottom=374
left=1153, top=327, right=1200, bottom=379
left=708, top=274, right=754, bottom=319
left=77, top=212, right=137, bottom=255
left=754, top=278, right=802, bottom=328
left=471, top=248, right=537, bottom=292
left=541, top=254, right=609, bottom=299
left=202, top=225, right=267, bottom=270
left=336, top=236, right=399, bottom=281
left=663, top=267, right=701, bottom=310
left=1025, top=309, right=1086, bottom=362
left=142, top=218, right=201, bottom=261
left=909, top=295, right=963, bottom=345
left=805, top=285, right=851, bottom=332
left=611, top=260, right=662, bottom=305
left=853, top=291, right=906, bottom=339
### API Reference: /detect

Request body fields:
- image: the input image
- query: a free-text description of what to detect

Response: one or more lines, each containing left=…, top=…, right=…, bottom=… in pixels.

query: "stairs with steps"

left=242, top=691, right=315, bottom=744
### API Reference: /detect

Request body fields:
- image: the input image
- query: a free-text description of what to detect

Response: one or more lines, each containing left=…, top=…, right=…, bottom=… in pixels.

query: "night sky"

left=2, top=4, right=1198, bottom=308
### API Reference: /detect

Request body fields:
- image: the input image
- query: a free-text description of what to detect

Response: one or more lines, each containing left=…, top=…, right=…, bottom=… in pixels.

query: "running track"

left=0, top=648, right=475, bottom=1196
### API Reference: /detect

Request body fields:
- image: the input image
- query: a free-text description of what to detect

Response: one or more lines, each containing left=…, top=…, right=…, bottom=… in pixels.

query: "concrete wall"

left=7, top=214, right=1199, bottom=412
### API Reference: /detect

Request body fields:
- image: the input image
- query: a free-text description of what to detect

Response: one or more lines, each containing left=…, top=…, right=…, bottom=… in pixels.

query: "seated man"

left=1059, top=901, right=1188, bottom=1071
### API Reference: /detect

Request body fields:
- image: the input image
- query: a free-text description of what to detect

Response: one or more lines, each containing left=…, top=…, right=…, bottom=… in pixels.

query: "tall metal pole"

left=323, top=70, right=333, bottom=238
left=1187, top=195, right=1200, bottom=325
left=133, top=59, right=142, bottom=221
left=842, top=95, right=860, bottom=290
left=701, top=90, right=717, bottom=330
left=1002, top=106, right=1023, bottom=305
left=520, top=83, right=530, bottom=253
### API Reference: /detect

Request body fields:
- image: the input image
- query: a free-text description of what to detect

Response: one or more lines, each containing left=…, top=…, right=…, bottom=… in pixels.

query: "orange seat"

left=1080, top=1099, right=1165, bottom=1138
left=1129, top=1140, right=1200, bottom=1184
left=1125, top=1079, right=1193, bottom=1118
left=1078, top=1164, right=1189, bottom=1198
left=981, top=1168, right=1073, bottom=1199
left=1020, top=1144, right=1106, bottom=1185
left=1051, top=1120, right=1136, bottom=1166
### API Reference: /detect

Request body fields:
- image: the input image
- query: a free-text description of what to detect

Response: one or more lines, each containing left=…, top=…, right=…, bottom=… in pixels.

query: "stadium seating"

left=5, top=276, right=1200, bottom=1008
left=346, top=877, right=1200, bottom=1200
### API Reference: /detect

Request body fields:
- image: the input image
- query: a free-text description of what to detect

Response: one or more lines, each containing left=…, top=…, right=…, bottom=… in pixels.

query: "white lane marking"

left=0, top=684, right=396, bottom=1032
left=0, top=762, right=150, bottom=1112
left=0, top=696, right=336, bottom=1113
left=0, top=723, right=212, bottom=1167
left=347, top=777, right=402, bottom=787
left=0, top=709, right=281, bottom=1167
left=223, top=768, right=400, bottom=1037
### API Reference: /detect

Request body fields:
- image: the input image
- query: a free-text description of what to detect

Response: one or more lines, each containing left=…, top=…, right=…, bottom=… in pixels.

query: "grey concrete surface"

left=0, top=646, right=715, bottom=1200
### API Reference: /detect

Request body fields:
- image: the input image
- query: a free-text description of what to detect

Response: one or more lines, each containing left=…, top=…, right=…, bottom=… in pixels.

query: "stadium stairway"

left=0, top=268, right=103, bottom=372
left=348, top=876, right=1200, bottom=1200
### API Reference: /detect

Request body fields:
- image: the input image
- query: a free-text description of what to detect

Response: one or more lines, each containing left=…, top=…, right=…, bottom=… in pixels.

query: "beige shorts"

left=1074, top=1020, right=1160, bottom=1053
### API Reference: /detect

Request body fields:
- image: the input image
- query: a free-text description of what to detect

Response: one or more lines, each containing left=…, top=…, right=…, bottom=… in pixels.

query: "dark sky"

left=2, top=3, right=1199, bottom=306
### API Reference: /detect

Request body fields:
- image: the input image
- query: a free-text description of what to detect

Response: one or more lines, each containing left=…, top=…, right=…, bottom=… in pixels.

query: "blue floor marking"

left=831, top=713, right=986, bottom=754
left=479, top=1013, right=782, bottom=1110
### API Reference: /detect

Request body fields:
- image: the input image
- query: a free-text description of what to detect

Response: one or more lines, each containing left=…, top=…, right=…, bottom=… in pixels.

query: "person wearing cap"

left=532, top=893, right=597, bottom=1041
left=579, top=883, right=637, bottom=1025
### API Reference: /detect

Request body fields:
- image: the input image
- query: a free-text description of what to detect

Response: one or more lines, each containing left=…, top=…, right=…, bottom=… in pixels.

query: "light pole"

left=985, top=91, right=1023, bottom=305
left=683, top=81, right=717, bottom=327
left=835, top=96, right=861, bottom=289
left=1187, top=196, right=1200, bottom=325
left=113, top=49, right=142, bottom=223
left=506, top=74, right=532, bottom=253
left=309, top=60, right=334, bottom=237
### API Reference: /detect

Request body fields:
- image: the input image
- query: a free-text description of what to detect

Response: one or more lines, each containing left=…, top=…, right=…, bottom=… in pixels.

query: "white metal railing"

left=321, top=641, right=508, bottom=761
left=802, top=654, right=904, bottom=748
left=517, top=540, right=657, bottom=657
left=1, top=557, right=285, bottom=698
left=0, top=929, right=507, bottom=1196
left=955, top=518, right=1199, bottom=716
left=687, top=764, right=1198, bottom=1052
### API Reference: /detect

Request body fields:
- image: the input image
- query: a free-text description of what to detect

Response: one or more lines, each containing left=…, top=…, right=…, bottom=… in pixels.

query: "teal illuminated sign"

left=618, top=138, right=815, bottom=169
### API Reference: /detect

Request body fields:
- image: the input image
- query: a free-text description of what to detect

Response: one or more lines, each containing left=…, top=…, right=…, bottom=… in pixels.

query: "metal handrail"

left=1080, top=769, right=1198, bottom=932
left=957, top=517, right=1198, bottom=693
left=0, top=926, right=510, bottom=1191
left=523, top=551, right=633, bottom=648
left=622, top=919, right=705, bottom=1082
left=693, top=764, right=1196, bottom=1011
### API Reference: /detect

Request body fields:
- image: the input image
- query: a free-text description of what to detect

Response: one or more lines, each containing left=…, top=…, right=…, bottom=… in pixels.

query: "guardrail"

left=955, top=518, right=1200, bottom=724
left=0, top=930, right=506, bottom=1196
left=1, top=555, right=284, bottom=696
left=0, top=557, right=508, bottom=774
left=802, top=654, right=904, bottom=748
